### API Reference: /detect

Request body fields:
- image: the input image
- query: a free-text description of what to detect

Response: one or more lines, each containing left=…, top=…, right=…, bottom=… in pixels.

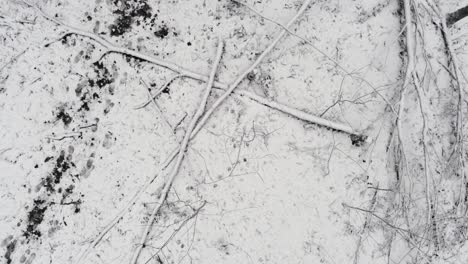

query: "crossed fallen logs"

left=23, top=1, right=357, bottom=136
left=21, top=0, right=366, bottom=263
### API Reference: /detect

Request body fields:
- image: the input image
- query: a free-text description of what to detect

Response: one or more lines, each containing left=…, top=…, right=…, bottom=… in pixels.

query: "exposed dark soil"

left=24, top=200, right=47, bottom=239
left=109, top=0, right=153, bottom=36
left=110, top=15, right=133, bottom=36
left=92, top=61, right=114, bottom=89
left=154, top=25, right=169, bottom=38
left=350, top=134, right=367, bottom=147
left=24, top=149, right=82, bottom=239
left=447, top=5, right=468, bottom=27
left=56, top=109, right=72, bottom=126
left=60, top=185, right=82, bottom=213
left=4, top=240, right=16, bottom=264
left=43, top=150, right=72, bottom=193
left=76, top=61, right=116, bottom=115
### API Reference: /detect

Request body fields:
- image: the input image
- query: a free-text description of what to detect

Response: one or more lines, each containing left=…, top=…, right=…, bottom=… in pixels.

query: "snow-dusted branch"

left=130, top=2, right=314, bottom=261
left=240, top=90, right=355, bottom=134
left=21, top=0, right=357, bottom=135
left=190, top=0, right=313, bottom=138
left=129, top=39, right=224, bottom=264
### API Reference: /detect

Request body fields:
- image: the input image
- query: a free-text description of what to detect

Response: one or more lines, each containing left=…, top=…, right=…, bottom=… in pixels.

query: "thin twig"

left=353, top=188, right=378, bottom=264
left=0, top=48, right=27, bottom=73
left=139, top=78, right=174, bottom=133
left=225, top=131, right=246, bottom=179
left=134, top=74, right=186, bottom=110
left=143, top=201, right=206, bottom=264
left=343, top=203, right=420, bottom=239
left=46, top=132, right=81, bottom=141
left=73, top=176, right=158, bottom=264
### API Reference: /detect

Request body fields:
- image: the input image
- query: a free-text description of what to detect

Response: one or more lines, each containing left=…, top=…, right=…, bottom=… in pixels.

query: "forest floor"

left=1, top=0, right=468, bottom=263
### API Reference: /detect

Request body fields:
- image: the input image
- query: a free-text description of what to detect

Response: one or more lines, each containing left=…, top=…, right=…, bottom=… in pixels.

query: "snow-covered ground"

left=1, top=0, right=468, bottom=263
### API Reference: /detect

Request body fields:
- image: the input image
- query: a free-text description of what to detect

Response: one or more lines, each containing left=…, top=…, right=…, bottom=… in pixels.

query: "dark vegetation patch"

left=4, top=240, right=16, bottom=264
left=56, top=109, right=72, bottom=126
left=154, top=25, right=169, bottom=38
left=78, top=101, right=90, bottom=112
left=110, top=15, right=133, bottom=36
left=394, top=0, right=404, bottom=21
left=75, top=61, right=116, bottom=114
left=109, top=0, right=153, bottom=36
left=92, top=61, right=114, bottom=89
left=162, top=86, right=170, bottom=94
left=24, top=200, right=47, bottom=239
left=350, top=134, right=367, bottom=147
left=225, top=0, right=244, bottom=17
left=24, top=148, right=82, bottom=240
left=124, top=55, right=147, bottom=68
left=77, top=92, right=94, bottom=113
left=4, top=239, right=16, bottom=264
left=43, top=150, right=72, bottom=193
left=60, top=185, right=82, bottom=213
